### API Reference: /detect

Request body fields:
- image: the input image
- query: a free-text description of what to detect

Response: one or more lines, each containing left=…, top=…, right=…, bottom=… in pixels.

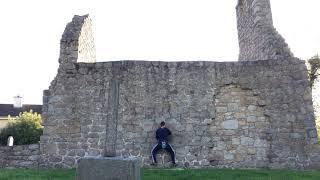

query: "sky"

left=0, top=0, right=319, bottom=104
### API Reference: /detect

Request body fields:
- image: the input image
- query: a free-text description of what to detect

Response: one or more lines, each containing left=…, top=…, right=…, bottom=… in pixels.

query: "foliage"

left=0, top=110, right=43, bottom=145
left=317, top=116, right=320, bottom=144
left=1, top=168, right=320, bottom=180
left=307, top=55, right=320, bottom=143
left=308, top=55, right=320, bottom=88
left=318, top=129, right=320, bottom=144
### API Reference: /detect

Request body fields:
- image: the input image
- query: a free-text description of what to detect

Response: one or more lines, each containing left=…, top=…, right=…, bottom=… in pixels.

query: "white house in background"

left=0, top=96, right=42, bottom=129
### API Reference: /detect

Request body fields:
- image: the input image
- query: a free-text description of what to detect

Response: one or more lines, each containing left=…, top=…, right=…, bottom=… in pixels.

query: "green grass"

left=0, top=169, right=75, bottom=180
left=0, top=168, right=320, bottom=180
left=143, top=168, right=320, bottom=180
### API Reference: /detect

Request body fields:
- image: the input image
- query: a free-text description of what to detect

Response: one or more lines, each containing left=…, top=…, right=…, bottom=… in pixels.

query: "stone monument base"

left=76, top=157, right=140, bottom=180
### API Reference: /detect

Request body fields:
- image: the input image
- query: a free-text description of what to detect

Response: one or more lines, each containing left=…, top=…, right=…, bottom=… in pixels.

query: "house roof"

left=0, top=104, right=42, bottom=117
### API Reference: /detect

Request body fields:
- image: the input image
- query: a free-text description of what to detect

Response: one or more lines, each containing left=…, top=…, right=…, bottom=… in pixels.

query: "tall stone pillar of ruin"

left=59, top=15, right=96, bottom=64
left=236, top=0, right=293, bottom=61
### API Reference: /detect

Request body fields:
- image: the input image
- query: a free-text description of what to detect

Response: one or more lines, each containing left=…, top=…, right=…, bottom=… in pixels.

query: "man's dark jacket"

left=156, top=127, right=171, bottom=143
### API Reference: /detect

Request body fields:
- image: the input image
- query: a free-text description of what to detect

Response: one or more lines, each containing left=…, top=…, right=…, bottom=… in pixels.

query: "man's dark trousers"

left=151, top=142, right=175, bottom=164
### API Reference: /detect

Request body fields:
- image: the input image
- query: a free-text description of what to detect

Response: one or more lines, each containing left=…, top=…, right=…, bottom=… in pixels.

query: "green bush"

left=315, top=115, right=320, bottom=143
left=318, top=128, right=320, bottom=144
left=317, top=117, right=320, bottom=144
left=0, top=110, right=43, bottom=145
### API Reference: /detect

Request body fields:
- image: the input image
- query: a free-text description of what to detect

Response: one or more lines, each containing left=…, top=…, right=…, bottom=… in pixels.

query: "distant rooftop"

left=0, top=104, right=42, bottom=117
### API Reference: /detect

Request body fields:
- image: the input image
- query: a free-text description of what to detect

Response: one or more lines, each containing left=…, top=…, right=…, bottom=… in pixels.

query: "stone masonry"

left=39, top=0, right=320, bottom=169
left=0, top=144, right=40, bottom=168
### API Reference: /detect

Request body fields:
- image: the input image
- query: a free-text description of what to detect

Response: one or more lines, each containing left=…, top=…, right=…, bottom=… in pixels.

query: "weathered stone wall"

left=40, top=58, right=320, bottom=169
left=236, top=0, right=293, bottom=61
left=0, top=144, right=40, bottom=168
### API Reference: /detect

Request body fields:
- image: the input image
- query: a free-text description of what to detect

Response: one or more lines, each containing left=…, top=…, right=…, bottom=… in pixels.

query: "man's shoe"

left=150, top=162, right=157, bottom=166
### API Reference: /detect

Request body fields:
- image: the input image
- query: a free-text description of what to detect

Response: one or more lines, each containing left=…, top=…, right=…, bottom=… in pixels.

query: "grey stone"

left=222, top=120, right=239, bottom=130
left=28, top=144, right=39, bottom=150
left=28, top=155, right=40, bottom=161
left=241, top=136, right=254, bottom=146
left=227, top=103, right=239, bottom=112
left=216, top=107, right=227, bottom=113
left=248, top=105, right=257, bottom=111
left=232, top=138, right=240, bottom=145
left=224, top=153, right=234, bottom=160
left=247, top=116, right=257, bottom=122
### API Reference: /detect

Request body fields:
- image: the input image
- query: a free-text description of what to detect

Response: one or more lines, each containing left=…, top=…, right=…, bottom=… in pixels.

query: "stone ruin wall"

left=39, top=0, right=320, bottom=169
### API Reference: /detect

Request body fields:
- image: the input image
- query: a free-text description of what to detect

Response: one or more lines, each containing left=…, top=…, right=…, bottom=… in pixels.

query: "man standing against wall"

left=151, top=121, right=176, bottom=166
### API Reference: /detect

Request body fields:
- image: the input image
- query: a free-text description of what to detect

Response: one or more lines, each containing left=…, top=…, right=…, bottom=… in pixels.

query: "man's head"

left=160, top=121, right=165, bottom=127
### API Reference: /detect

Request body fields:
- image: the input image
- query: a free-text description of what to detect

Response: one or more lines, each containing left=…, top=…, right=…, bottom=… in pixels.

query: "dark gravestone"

left=76, top=75, right=141, bottom=180
left=76, top=157, right=140, bottom=180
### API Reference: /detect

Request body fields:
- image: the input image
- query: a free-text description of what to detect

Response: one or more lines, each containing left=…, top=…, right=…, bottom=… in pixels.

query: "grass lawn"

left=0, top=168, right=320, bottom=180
left=0, top=169, right=74, bottom=180
left=143, top=168, right=320, bottom=180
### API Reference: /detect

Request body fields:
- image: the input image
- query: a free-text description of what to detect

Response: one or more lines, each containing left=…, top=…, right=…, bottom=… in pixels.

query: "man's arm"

left=167, top=128, right=172, bottom=136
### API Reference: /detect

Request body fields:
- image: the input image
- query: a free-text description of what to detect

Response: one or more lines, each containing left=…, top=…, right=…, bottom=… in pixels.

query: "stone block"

left=248, top=105, right=257, bottom=111
left=248, top=148, right=256, bottom=155
left=227, top=103, right=239, bottom=112
left=76, top=157, right=140, bottom=180
left=29, top=144, right=40, bottom=150
left=224, top=153, right=234, bottom=160
left=247, top=116, right=257, bottom=122
left=221, top=120, right=239, bottom=130
left=232, top=138, right=240, bottom=145
left=240, top=136, right=254, bottom=146
left=28, top=155, right=40, bottom=161
left=47, top=143, right=58, bottom=154
left=216, top=107, right=227, bottom=113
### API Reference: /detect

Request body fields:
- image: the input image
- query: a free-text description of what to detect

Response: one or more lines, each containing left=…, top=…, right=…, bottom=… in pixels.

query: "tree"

left=0, top=110, right=43, bottom=145
left=307, top=55, right=320, bottom=143
left=308, top=55, right=320, bottom=88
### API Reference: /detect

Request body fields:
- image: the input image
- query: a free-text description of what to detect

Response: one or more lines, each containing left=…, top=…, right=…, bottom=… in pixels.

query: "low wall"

left=0, top=144, right=40, bottom=168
